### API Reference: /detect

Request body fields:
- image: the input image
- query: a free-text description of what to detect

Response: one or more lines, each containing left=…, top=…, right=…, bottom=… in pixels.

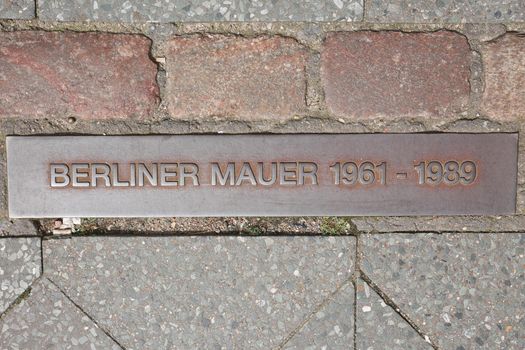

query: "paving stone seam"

left=32, top=212, right=525, bottom=234
left=40, top=236, right=44, bottom=275
left=0, top=234, right=42, bottom=238
left=46, top=277, right=127, bottom=350
left=352, top=276, right=358, bottom=349
left=353, top=234, right=359, bottom=350
left=37, top=230, right=525, bottom=239
left=275, top=277, right=354, bottom=349
left=0, top=275, right=41, bottom=321
left=357, top=270, right=438, bottom=349
left=33, top=0, right=39, bottom=19
left=354, top=232, right=440, bottom=349
left=41, top=232, right=357, bottom=238
left=0, top=115, right=521, bottom=134
left=355, top=230, right=525, bottom=235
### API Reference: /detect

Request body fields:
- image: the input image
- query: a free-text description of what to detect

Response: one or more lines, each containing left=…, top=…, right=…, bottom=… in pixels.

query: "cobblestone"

left=165, top=35, right=308, bottom=120
left=480, top=33, right=525, bottom=121
left=321, top=31, right=470, bottom=119
left=0, top=31, right=158, bottom=120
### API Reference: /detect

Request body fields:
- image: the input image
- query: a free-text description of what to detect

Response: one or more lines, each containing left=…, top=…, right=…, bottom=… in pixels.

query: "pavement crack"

left=359, top=271, right=440, bottom=350
left=275, top=277, right=353, bottom=350
left=46, top=277, right=127, bottom=350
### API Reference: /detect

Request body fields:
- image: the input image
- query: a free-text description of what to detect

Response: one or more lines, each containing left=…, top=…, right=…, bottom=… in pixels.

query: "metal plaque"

left=7, top=134, right=518, bottom=218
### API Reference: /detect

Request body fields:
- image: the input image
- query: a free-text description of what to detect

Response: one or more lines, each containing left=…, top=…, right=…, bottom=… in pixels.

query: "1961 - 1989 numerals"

left=330, top=162, right=386, bottom=185
left=330, top=160, right=477, bottom=186
left=414, top=160, right=477, bottom=185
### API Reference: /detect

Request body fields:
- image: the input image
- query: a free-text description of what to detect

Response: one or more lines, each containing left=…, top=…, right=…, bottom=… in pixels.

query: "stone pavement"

left=1, top=0, right=525, bottom=349
left=1, top=220, right=523, bottom=349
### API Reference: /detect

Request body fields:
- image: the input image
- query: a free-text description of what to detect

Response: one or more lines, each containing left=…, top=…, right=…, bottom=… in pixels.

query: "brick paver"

left=481, top=33, right=525, bottom=120
left=0, top=31, right=159, bottom=120
left=321, top=31, right=471, bottom=119
left=166, top=36, right=308, bottom=120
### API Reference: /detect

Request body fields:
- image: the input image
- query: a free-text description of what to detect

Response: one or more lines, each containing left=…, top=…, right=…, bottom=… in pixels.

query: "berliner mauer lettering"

left=6, top=134, right=518, bottom=217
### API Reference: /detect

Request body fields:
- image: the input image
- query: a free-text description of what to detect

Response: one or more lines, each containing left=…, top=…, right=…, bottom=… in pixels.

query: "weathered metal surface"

left=6, top=134, right=518, bottom=218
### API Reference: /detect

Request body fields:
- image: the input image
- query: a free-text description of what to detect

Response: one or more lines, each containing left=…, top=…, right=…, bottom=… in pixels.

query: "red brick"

left=0, top=31, right=158, bottom=119
left=166, top=35, right=308, bottom=120
left=481, top=33, right=525, bottom=120
left=321, top=31, right=471, bottom=119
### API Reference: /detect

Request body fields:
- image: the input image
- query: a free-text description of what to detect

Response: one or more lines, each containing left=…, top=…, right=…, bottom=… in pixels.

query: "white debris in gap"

left=333, top=0, right=344, bottom=9
left=53, top=217, right=81, bottom=235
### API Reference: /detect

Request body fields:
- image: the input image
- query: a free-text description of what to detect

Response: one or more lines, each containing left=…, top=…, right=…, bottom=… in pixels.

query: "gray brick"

left=367, top=0, right=525, bottom=23
left=0, top=0, right=34, bottom=19
left=37, top=0, right=363, bottom=22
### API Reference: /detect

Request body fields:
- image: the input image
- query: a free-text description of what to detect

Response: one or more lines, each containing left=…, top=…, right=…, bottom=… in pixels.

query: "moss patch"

left=320, top=217, right=354, bottom=235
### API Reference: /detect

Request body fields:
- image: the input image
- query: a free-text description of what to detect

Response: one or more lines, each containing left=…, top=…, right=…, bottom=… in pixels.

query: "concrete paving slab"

left=0, top=0, right=34, bottom=19
left=352, top=216, right=525, bottom=234
left=38, top=0, right=363, bottom=22
left=0, top=278, right=122, bottom=350
left=284, top=282, right=354, bottom=349
left=356, top=278, right=432, bottom=350
left=44, top=236, right=355, bottom=349
left=361, top=233, right=525, bottom=349
left=0, top=237, right=40, bottom=314
left=367, top=0, right=525, bottom=23
left=0, top=219, right=39, bottom=237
